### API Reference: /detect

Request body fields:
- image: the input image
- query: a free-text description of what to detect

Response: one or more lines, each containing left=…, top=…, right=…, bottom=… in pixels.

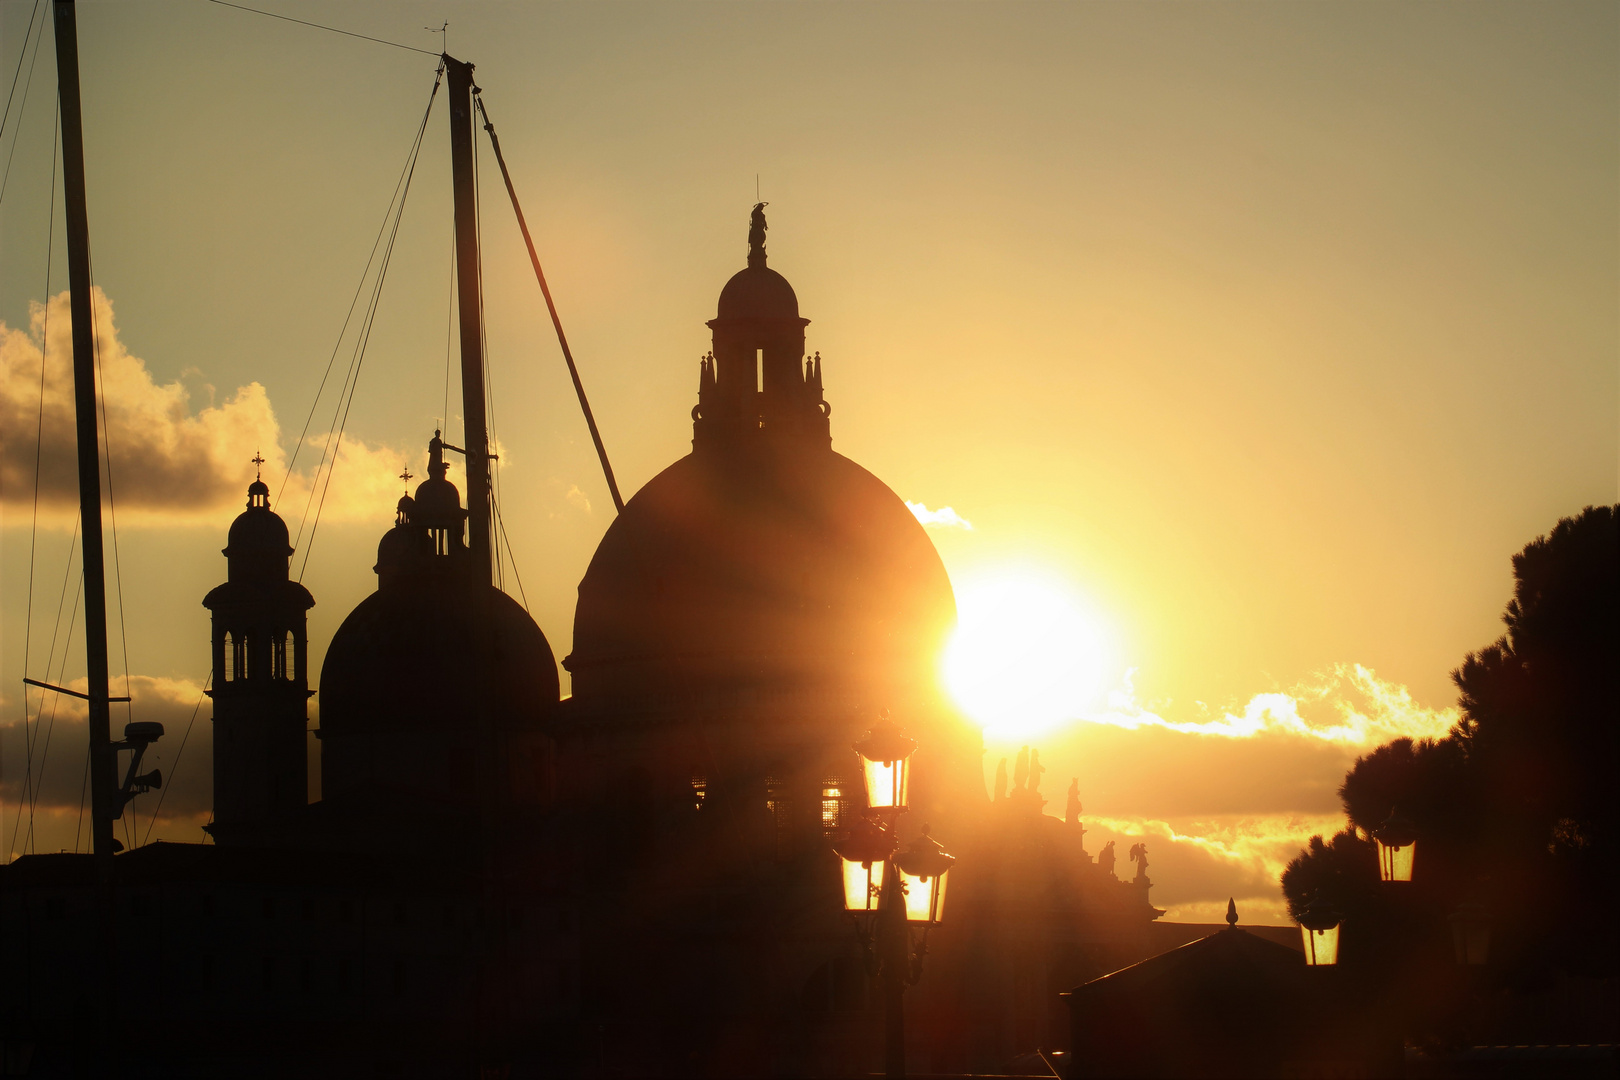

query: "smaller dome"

left=717, top=265, right=799, bottom=320
left=376, top=523, right=432, bottom=579
left=225, top=504, right=291, bottom=558
left=413, top=476, right=465, bottom=521
left=248, top=479, right=270, bottom=499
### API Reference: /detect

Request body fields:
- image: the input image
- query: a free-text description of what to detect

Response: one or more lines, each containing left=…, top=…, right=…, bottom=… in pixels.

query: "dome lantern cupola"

left=695, top=204, right=830, bottom=453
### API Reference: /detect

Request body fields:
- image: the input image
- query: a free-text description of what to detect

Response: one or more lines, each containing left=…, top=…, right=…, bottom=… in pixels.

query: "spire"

left=747, top=202, right=768, bottom=268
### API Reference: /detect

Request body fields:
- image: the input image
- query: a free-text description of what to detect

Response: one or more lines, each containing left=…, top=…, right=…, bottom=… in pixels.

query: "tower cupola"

left=203, top=459, right=315, bottom=846
left=694, top=204, right=830, bottom=452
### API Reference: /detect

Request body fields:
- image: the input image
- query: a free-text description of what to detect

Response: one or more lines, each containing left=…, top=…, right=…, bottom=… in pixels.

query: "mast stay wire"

left=0, top=0, right=43, bottom=144
left=0, top=0, right=48, bottom=208
left=203, top=0, right=441, bottom=57
left=279, top=63, right=446, bottom=509
left=10, top=101, right=56, bottom=862
left=472, top=118, right=509, bottom=594
left=140, top=672, right=209, bottom=847
left=474, top=91, right=626, bottom=515
left=297, top=67, right=443, bottom=579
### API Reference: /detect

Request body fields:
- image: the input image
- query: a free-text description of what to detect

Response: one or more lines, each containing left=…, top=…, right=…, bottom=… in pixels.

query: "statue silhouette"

left=1099, top=840, right=1116, bottom=878
left=1066, top=777, right=1081, bottom=825
left=1129, top=842, right=1149, bottom=881
left=747, top=201, right=768, bottom=265
left=993, top=758, right=1008, bottom=803
left=1027, top=748, right=1045, bottom=793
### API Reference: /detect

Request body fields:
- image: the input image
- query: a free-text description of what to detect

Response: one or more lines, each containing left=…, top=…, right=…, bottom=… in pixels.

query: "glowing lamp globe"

left=1373, top=808, right=1417, bottom=883
left=893, top=827, right=956, bottom=926
left=853, top=714, right=916, bottom=817
left=832, top=819, right=896, bottom=916
left=1449, top=900, right=1491, bottom=967
left=1296, top=898, right=1342, bottom=967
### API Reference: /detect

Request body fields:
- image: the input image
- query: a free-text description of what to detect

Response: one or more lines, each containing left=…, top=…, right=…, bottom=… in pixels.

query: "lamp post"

left=1373, top=807, right=1417, bottom=883
left=834, top=716, right=955, bottom=1080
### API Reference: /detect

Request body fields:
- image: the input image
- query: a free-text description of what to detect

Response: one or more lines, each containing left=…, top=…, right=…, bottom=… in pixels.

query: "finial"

left=251, top=450, right=265, bottom=480
left=747, top=202, right=769, bottom=268
left=1225, top=898, right=1238, bottom=927
left=399, top=464, right=414, bottom=491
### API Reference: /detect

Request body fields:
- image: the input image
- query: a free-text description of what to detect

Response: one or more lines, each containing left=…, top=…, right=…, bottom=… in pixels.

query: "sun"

left=943, top=569, right=1117, bottom=741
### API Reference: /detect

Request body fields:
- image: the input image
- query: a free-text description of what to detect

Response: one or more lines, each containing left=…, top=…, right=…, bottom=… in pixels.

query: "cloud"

left=1, top=674, right=218, bottom=859
left=0, top=290, right=429, bottom=530
left=906, top=500, right=973, bottom=530
left=1083, top=663, right=1457, bottom=746
left=979, top=664, right=1454, bottom=922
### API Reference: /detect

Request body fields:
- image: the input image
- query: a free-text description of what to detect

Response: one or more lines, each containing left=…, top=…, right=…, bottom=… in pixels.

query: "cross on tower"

left=399, top=464, right=414, bottom=490
left=251, top=451, right=266, bottom=479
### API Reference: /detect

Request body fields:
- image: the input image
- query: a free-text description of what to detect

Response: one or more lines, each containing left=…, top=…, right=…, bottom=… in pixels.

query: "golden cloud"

left=1085, top=662, right=1457, bottom=746
left=0, top=290, right=434, bottom=530
left=906, top=500, right=974, bottom=530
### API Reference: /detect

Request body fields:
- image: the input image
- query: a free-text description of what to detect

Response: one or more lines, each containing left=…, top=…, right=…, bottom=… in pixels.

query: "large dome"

left=566, top=449, right=956, bottom=710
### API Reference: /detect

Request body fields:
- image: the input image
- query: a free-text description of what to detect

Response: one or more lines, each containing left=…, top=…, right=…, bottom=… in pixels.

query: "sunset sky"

left=1, top=1, right=1614, bottom=922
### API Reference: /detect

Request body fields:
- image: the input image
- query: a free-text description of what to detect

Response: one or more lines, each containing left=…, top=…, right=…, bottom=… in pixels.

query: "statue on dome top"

left=748, top=202, right=768, bottom=266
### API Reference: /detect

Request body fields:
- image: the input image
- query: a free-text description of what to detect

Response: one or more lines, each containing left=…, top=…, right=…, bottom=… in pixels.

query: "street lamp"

left=894, top=826, right=955, bottom=926
left=1373, top=807, right=1417, bottom=883
left=854, top=712, right=916, bottom=817
left=834, top=818, right=896, bottom=916
left=840, top=715, right=954, bottom=1079
left=1296, top=897, right=1342, bottom=967
left=1448, top=900, right=1491, bottom=967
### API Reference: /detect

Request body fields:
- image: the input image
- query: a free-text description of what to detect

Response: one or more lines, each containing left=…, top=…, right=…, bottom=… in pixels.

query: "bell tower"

left=202, top=460, right=315, bottom=846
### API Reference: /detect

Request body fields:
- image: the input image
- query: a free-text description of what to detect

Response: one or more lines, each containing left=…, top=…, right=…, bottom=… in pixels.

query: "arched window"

left=271, top=631, right=290, bottom=681
left=224, top=631, right=247, bottom=682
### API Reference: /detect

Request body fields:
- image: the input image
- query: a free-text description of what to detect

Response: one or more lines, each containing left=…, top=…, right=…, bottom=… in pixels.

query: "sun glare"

left=943, top=571, right=1117, bottom=741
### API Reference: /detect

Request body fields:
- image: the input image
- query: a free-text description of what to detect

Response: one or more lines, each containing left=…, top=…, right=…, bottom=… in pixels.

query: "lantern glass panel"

left=1377, top=840, right=1415, bottom=883
left=1299, top=923, right=1340, bottom=966
left=841, top=857, right=884, bottom=914
left=898, top=867, right=948, bottom=925
left=861, top=756, right=909, bottom=812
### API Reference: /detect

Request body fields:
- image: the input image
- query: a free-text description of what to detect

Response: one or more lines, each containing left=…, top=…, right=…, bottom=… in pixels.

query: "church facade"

left=0, top=209, right=1163, bottom=1078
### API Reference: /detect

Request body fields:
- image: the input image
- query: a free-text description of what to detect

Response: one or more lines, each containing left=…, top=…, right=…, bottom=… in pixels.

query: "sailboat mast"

left=52, top=0, right=117, bottom=867
left=445, top=56, right=492, bottom=585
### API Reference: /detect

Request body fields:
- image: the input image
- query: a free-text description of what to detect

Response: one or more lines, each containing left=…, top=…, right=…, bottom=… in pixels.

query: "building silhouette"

left=0, top=209, right=1165, bottom=1078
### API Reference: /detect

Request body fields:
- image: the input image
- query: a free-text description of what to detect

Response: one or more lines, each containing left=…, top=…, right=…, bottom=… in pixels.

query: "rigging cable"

left=0, top=0, right=46, bottom=207
left=9, top=101, right=55, bottom=862
left=297, top=68, right=443, bottom=578
left=278, top=67, right=445, bottom=509
left=475, top=92, right=626, bottom=515
left=203, top=0, right=441, bottom=57
left=0, top=0, right=42, bottom=144
left=471, top=115, right=504, bottom=591
left=140, top=674, right=210, bottom=847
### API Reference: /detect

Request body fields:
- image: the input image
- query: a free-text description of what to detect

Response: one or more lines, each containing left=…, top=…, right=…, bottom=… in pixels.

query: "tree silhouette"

left=1283, top=505, right=1618, bottom=981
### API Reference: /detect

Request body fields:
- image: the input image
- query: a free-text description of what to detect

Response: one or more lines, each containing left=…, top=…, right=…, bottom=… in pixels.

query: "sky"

left=0, top=0, right=1614, bottom=923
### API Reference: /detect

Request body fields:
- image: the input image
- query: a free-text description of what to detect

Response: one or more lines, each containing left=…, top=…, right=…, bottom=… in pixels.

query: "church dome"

left=226, top=492, right=291, bottom=558
left=717, top=265, right=799, bottom=320
left=319, top=581, right=558, bottom=738
left=566, top=449, right=956, bottom=708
